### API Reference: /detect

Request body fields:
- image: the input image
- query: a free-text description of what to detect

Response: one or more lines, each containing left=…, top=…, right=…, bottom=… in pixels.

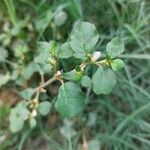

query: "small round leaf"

left=81, top=75, right=91, bottom=88
left=38, top=101, right=51, bottom=116
left=111, top=59, right=124, bottom=71
left=55, top=82, right=85, bottom=117
left=30, top=118, right=37, bottom=128
left=92, top=67, right=116, bottom=95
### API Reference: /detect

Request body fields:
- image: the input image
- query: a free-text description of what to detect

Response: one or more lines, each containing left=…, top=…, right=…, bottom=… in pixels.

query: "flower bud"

left=91, top=51, right=101, bottom=62
left=30, top=110, right=37, bottom=118
left=56, top=70, right=62, bottom=77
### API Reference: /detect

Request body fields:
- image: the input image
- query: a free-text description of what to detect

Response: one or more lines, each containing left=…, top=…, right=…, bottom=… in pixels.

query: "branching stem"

left=33, top=76, right=57, bottom=94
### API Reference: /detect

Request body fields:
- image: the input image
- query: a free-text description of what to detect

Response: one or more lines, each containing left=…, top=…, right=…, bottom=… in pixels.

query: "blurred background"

left=0, top=0, right=150, bottom=150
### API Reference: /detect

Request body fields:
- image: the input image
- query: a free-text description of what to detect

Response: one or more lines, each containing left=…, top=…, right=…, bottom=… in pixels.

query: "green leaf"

left=0, top=73, right=10, bottom=87
left=22, top=62, right=40, bottom=80
left=9, top=102, right=29, bottom=133
left=58, top=42, right=74, bottom=59
left=10, top=115, right=24, bottom=133
left=0, top=47, right=8, bottom=62
left=81, top=75, right=91, bottom=88
left=19, top=88, right=35, bottom=100
left=54, top=10, right=67, bottom=26
left=38, top=63, right=52, bottom=74
left=38, top=101, right=51, bottom=116
left=106, top=37, right=124, bottom=59
left=73, top=51, right=86, bottom=59
left=16, top=103, right=30, bottom=120
left=30, top=118, right=37, bottom=128
left=16, top=76, right=26, bottom=86
left=35, top=10, right=52, bottom=31
left=12, top=40, right=29, bottom=57
left=111, top=59, right=124, bottom=72
left=34, top=42, right=51, bottom=64
left=55, top=82, right=85, bottom=117
left=34, top=42, right=52, bottom=74
left=92, top=67, right=116, bottom=95
left=63, top=69, right=82, bottom=81
left=11, top=68, right=20, bottom=80
left=70, top=21, right=99, bottom=58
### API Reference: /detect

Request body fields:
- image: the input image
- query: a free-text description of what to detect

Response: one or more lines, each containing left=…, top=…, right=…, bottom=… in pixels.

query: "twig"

left=33, top=76, right=57, bottom=94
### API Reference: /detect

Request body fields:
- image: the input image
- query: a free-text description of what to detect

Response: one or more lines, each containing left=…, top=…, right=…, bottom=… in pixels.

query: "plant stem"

left=68, top=138, right=73, bottom=150
left=33, top=76, right=57, bottom=94
left=18, top=129, right=31, bottom=150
